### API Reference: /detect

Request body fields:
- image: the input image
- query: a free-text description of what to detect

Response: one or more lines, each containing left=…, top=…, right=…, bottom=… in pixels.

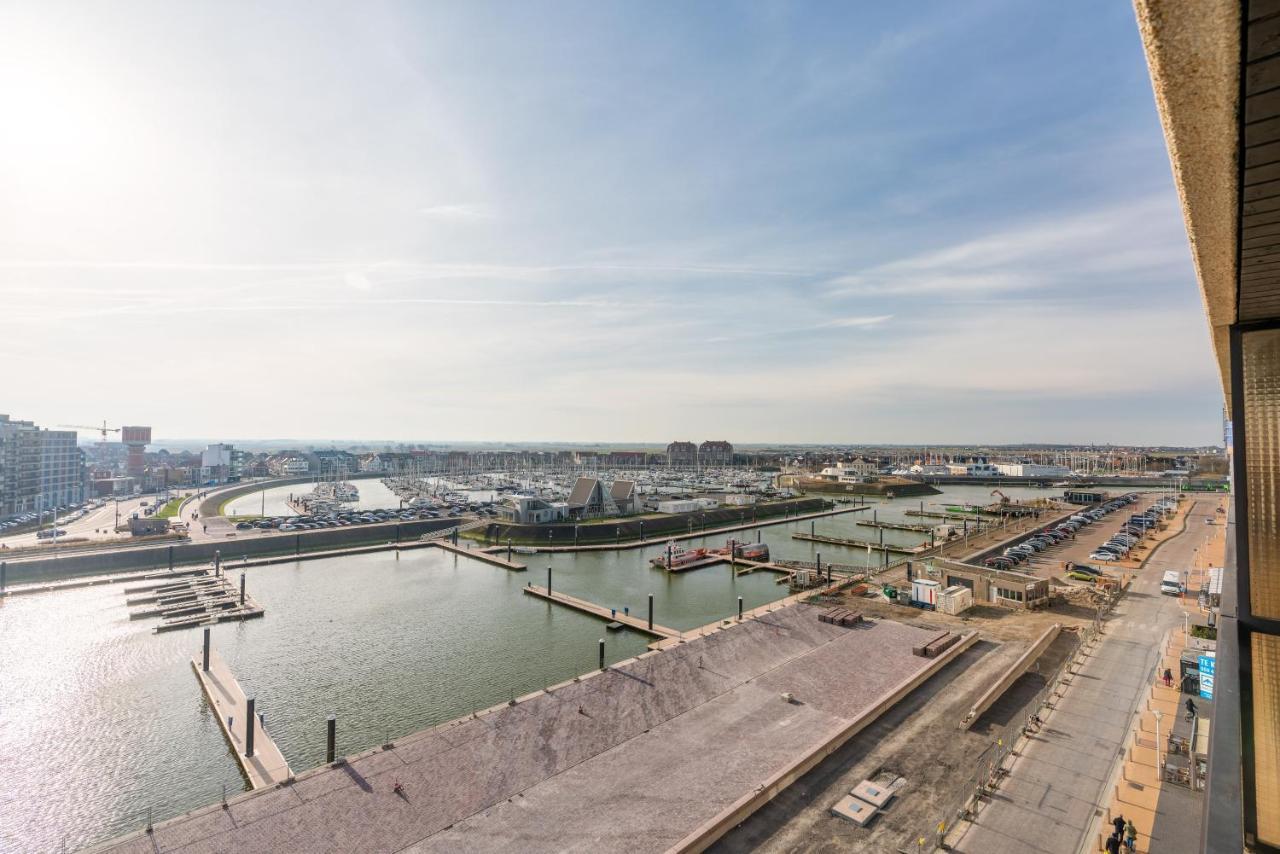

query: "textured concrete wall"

left=1133, top=0, right=1239, bottom=400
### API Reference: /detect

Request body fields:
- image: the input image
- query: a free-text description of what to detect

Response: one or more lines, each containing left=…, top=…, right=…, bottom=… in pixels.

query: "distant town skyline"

left=1, top=1, right=1222, bottom=444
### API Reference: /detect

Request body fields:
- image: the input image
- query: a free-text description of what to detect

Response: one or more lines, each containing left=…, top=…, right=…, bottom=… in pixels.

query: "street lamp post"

left=1154, top=709, right=1164, bottom=774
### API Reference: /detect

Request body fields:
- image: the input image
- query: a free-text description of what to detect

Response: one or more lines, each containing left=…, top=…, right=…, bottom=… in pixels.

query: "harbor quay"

left=94, top=605, right=974, bottom=854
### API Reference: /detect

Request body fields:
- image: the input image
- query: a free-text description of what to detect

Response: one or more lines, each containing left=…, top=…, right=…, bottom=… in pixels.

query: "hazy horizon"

left=2, top=1, right=1223, bottom=445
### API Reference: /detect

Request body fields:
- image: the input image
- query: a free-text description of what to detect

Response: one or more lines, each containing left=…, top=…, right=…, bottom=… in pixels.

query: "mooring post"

left=817, top=552, right=822, bottom=578
left=874, top=509, right=878, bottom=525
left=574, top=525, right=579, bottom=546
left=810, top=520, right=815, bottom=536
left=639, top=520, right=644, bottom=541
left=666, top=541, right=673, bottom=568
left=757, top=529, right=761, bottom=543
left=738, top=596, right=743, bottom=620
left=168, top=545, right=174, bottom=571
left=648, top=593, right=653, bottom=631
left=920, top=500, right=924, bottom=514
left=453, top=528, right=458, bottom=546
left=326, top=714, right=336, bottom=763
left=202, top=627, right=211, bottom=672
left=598, top=638, right=605, bottom=671
left=547, top=566, right=552, bottom=597
left=239, top=572, right=246, bottom=605
left=245, top=698, right=256, bottom=757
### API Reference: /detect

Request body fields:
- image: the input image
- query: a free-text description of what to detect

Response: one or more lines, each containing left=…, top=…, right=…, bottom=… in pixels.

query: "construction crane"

left=59, top=420, right=122, bottom=442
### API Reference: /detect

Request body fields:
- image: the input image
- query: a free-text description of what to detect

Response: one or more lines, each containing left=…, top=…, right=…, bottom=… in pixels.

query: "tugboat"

left=710, top=538, right=769, bottom=561
left=649, top=541, right=709, bottom=569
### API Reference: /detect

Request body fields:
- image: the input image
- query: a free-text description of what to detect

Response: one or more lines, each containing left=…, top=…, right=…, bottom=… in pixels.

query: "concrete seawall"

left=3, top=517, right=463, bottom=585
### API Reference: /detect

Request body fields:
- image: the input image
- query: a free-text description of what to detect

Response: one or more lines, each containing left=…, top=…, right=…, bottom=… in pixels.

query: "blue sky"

left=0, top=1, right=1223, bottom=444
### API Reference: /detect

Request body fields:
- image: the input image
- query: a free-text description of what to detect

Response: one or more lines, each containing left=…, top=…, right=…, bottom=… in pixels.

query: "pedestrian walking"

left=1113, top=815, right=1126, bottom=837
left=1124, top=819, right=1137, bottom=852
left=1163, top=667, right=1173, bottom=687
left=1105, top=833, right=1121, bottom=854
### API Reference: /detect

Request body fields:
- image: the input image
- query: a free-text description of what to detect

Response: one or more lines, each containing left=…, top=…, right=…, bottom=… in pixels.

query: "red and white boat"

left=710, top=539, right=769, bottom=561
left=650, top=541, right=709, bottom=569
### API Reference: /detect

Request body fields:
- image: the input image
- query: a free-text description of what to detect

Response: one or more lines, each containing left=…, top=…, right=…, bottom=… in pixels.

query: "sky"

left=0, top=1, right=1224, bottom=446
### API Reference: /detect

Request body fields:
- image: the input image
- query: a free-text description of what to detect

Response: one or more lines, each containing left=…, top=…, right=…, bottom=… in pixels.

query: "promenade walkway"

left=947, top=497, right=1216, bottom=854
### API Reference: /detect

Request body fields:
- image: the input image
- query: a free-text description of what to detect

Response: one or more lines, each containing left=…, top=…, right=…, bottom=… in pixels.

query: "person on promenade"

left=1163, top=668, right=1174, bottom=687
left=1105, top=833, right=1121, bottom=854
left=1124, top=819, right=1137, bottom=852
left=1113, top=815, right=1126, bottom=838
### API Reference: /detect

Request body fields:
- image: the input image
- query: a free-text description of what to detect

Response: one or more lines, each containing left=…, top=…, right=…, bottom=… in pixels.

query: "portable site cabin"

left=911, top=578, right=941, bottom=609
left=938, top=584, right=973, bottom=616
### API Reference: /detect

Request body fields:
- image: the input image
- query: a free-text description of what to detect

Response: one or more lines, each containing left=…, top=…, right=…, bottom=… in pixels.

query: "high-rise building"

left=0, top=414, right=86, bottom=519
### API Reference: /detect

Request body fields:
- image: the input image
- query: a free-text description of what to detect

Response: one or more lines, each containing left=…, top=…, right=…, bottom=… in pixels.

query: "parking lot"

left=983, top=492, right=1178, bottom=585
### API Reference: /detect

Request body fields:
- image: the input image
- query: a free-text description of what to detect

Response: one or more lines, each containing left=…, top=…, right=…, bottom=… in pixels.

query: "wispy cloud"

left=825, top=196, right=1188, bottom=297
left=822, top=314, right=894, bottom=328
left=417, top=203, right=493, bottom=220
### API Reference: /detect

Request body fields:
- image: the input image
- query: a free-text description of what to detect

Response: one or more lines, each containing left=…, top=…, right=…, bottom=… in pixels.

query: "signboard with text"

left=1199, top=654, right=1216, bottom=699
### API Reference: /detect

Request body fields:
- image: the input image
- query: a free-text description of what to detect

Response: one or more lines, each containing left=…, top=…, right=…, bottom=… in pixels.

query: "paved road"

left=0, top=494, right=164, bottom=548
left=949, top=497, right=1220, bottom=854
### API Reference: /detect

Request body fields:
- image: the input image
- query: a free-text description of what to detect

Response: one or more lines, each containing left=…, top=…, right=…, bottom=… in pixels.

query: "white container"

left=911, top=578, right=941, bottom=606
left=939, top=584, right=973, bottom=615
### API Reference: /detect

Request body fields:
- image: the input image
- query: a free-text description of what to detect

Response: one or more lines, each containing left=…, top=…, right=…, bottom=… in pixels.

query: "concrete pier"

left=522, top=584, right=682, bottom=640
left=190, top=649, right=292, bottom=789
left=433, top=540, right=527, bottom=570
left=857, top=519, right=932, bottom=533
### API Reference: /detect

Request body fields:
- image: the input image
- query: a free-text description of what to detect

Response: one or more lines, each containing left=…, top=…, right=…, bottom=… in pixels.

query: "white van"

left=1160, top=570, right=1182, bottom=596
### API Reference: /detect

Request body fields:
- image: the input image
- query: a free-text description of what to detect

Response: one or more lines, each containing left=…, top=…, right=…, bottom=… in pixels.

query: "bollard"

left=326, top=715, right=337, bottom=763
left=648, top=593, right=654, bottom=631
left=239, top=573, right=246, bottom=605
left=817, top=553, right=822, bottom=579
left=508, top=538, right=512, bottom=562
left=810, top=520, right=814, bottom=536
left=598, top=638, right=605, bottom=671
left=874, top=509, right=877, bottom=525
left=757, top=529, right=761, bottom=543
left=738, top=596, right=743, bottom=620
left=202, top=627, right=211, bottom=672
left=245, top=698, right=256, bottom=757
left=547, top=567, right=552, bottom=597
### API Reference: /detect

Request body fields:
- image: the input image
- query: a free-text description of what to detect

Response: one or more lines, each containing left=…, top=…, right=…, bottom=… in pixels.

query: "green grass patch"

left=155, top=497, right=184, bottom=519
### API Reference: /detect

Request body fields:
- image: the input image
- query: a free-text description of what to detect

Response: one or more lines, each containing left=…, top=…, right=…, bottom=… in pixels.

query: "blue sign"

left=1199, top=654, right=1216, bottom=699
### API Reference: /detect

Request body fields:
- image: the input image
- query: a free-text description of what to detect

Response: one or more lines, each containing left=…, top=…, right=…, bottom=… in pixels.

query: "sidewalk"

left=946, top=497, right=1215, bottom=854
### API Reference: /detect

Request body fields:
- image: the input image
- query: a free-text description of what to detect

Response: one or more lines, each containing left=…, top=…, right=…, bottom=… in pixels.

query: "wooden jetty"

left=522, top=584, right=682, bottom=640
left=791, top=532, right=926, bottom=555
left=191, top=649, right=292, bottom=789
left=905, top=510, right=991, bottom=525
left=433, top=540, right=526, bottom=571
left=857, top=519, right=932, bottom=533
